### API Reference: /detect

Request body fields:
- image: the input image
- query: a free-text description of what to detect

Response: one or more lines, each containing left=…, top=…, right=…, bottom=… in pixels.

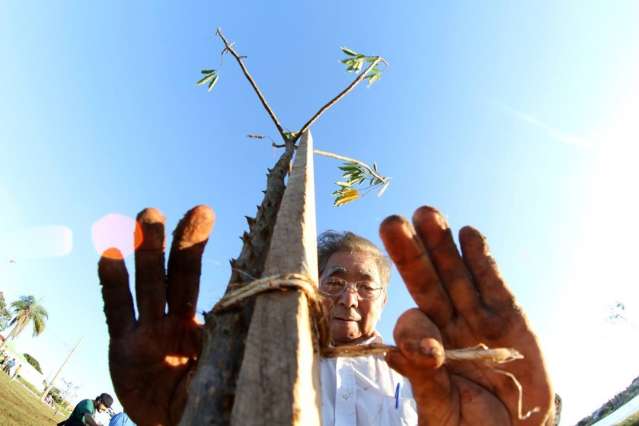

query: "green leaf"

left=377, top=180, right=391, bottom=197
left=341, top=47, right=359, bottom=57
left=196, top=74, right=214, bottom=85
left=366, top=72, right=381, bottom=86
left=334, top=188, right=360, bottom=207
left=207, top=74, right=219, bottom=91
left=201, top=69, right=215, bottom=74
left=365, top=68, right=381, bottom=79
left=343, top=57, right=364, bottom=72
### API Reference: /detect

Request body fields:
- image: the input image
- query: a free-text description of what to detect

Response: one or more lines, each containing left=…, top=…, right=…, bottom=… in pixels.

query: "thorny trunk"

left=179, top=142, right=296, bottom=425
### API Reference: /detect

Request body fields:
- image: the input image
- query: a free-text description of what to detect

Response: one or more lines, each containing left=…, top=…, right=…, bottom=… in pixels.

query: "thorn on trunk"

left=245, top=216, right=256, bottom=229
left=240, top=232, right=251, bottom=244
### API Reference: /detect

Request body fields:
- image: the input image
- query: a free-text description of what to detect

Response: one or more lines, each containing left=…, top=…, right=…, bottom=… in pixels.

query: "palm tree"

left=0, top=295, right=48, bottom=350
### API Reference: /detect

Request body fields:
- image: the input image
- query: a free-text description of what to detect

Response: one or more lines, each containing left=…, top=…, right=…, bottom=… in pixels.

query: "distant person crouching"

left=58, top=393, right=113, bottom=426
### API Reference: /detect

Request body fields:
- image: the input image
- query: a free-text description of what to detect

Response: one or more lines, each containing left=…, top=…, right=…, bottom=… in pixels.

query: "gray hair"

left=317, top=230, right=391, bottom=286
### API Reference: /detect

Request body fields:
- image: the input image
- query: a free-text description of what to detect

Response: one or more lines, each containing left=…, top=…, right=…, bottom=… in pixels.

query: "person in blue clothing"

left=2, top=357, right=15, bottom=374
left=109, top=412, right=136, bottom=426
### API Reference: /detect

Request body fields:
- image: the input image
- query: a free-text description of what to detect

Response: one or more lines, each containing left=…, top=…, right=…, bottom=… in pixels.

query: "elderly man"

left=317, top=230, right=417, bottom=425
left=99, top=205, right=554, bottom=425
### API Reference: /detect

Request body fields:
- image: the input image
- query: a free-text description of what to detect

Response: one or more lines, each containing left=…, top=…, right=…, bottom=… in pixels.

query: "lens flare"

left=0, top=225, right=73, bottom=260
left=92, top=213, right=142, bottom=260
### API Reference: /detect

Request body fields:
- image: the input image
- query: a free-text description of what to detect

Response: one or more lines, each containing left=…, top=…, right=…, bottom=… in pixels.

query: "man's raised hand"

left=99, top=206, right=214, bottom=426
left=380, top=206, right=554, bottom=425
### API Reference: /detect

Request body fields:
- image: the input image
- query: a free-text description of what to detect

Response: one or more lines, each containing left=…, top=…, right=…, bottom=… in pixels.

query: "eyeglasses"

left=319, top=277, right=384, bottom=300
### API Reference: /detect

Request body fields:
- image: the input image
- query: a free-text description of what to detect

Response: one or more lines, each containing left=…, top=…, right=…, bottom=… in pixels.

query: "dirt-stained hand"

left=379, top=206, right=554, bottom=425
left=99, top=206, right=215, bottom=426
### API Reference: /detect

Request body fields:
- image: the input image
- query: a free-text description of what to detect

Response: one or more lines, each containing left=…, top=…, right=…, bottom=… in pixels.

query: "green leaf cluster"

left=197, top=69, right=219, bottom=92
left=340, top=47, right=384, bottom=86
left=332, top=160, right=390, bottom=207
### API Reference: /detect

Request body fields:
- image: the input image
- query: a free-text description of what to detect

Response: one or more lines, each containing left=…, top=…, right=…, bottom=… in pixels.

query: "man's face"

left=320, top=250, right=387, bottom=345
left=96, top=402, right=108, bottom=413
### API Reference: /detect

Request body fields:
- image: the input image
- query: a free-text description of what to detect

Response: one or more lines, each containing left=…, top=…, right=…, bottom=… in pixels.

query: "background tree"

left=23, top=352, right=43, bottom=374
left=0, top=295, right=48, bottom=350
left=48, top=386, right=63, bottom=404
left=0, top=292, right=11, bottom=332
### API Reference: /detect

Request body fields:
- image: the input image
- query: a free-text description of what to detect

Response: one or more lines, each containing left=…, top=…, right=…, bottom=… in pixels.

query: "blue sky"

left=1, top=2, right=638, bottom=423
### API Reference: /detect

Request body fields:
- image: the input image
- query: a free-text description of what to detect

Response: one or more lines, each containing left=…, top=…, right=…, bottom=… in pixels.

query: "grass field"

left=618, top=411, right=639, bottom=426
left=0, top=372, right=68, bottom=426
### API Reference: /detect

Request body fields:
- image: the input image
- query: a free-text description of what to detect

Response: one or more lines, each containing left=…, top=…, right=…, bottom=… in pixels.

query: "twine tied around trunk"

left=212, top=273, right=540, bottom=420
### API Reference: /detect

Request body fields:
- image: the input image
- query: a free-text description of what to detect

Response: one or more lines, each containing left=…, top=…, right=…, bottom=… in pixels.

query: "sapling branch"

left=200, top=29, right=391, bottom=206
left=313, top=149, right=388, bottom=183
left=215, top=28, right=288, bottom=143
left=294, top=56, right=384, bottom=144
left=314, top=149, right=391, bottom=207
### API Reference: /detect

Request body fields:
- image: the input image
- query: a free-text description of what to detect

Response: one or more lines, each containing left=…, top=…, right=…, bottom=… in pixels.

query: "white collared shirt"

left=320, top=335, right=418, bottom=426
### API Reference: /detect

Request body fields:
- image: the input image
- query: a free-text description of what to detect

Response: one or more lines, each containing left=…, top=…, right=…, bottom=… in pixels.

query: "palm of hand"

left=108, top=319, right=202, bottom=425
left=443, top=306, right=544, bottom=424
left=380, top=207, right=553, bottom=425
left=99, top=206, right=214, bottom=426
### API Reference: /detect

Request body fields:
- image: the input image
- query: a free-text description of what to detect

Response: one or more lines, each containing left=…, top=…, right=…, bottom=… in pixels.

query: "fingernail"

left=420, top=342, right=442, bottom=358
left=135, top=209, right=166, bottom=250
left=419, top=338, right=445, bottom=368
left=137, top=207, right=166, bottom=224
left=413, top=206, right=448, bottom=229
left=175, top=205, right=215, bottom=249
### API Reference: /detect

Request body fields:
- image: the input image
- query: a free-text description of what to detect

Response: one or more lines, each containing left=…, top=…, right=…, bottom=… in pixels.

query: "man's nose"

left=337, top=286, right=358, bottom=308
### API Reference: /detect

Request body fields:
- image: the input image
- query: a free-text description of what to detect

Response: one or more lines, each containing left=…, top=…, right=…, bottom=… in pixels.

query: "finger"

left=393, top=309, right=445, bottom=370
left=412, top=206, right=481, bottom=319
left=99, top=249, right=135, bottom=338
left=459, top=226, right=516, bottom=310
left=388, top=309, right=455, bottom=415
left=167, top=205, right=215, bottom=319
left=379, top=215, right=454, bottom=327
left=135, top=208, right=167, bottom=324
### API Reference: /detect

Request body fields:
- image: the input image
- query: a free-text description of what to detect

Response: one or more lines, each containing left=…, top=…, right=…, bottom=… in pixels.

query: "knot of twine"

left=211, top=273, right=539, bottom=420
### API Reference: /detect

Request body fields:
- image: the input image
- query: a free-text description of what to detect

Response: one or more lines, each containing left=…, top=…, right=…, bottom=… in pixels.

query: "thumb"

left=391, top=308, right=445, bottom=371
left=388, top=308, right=455, bottom=408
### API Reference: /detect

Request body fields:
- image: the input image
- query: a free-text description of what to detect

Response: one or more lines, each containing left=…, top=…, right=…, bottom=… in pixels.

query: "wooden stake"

left=230, top=130, right=321, bottom=426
